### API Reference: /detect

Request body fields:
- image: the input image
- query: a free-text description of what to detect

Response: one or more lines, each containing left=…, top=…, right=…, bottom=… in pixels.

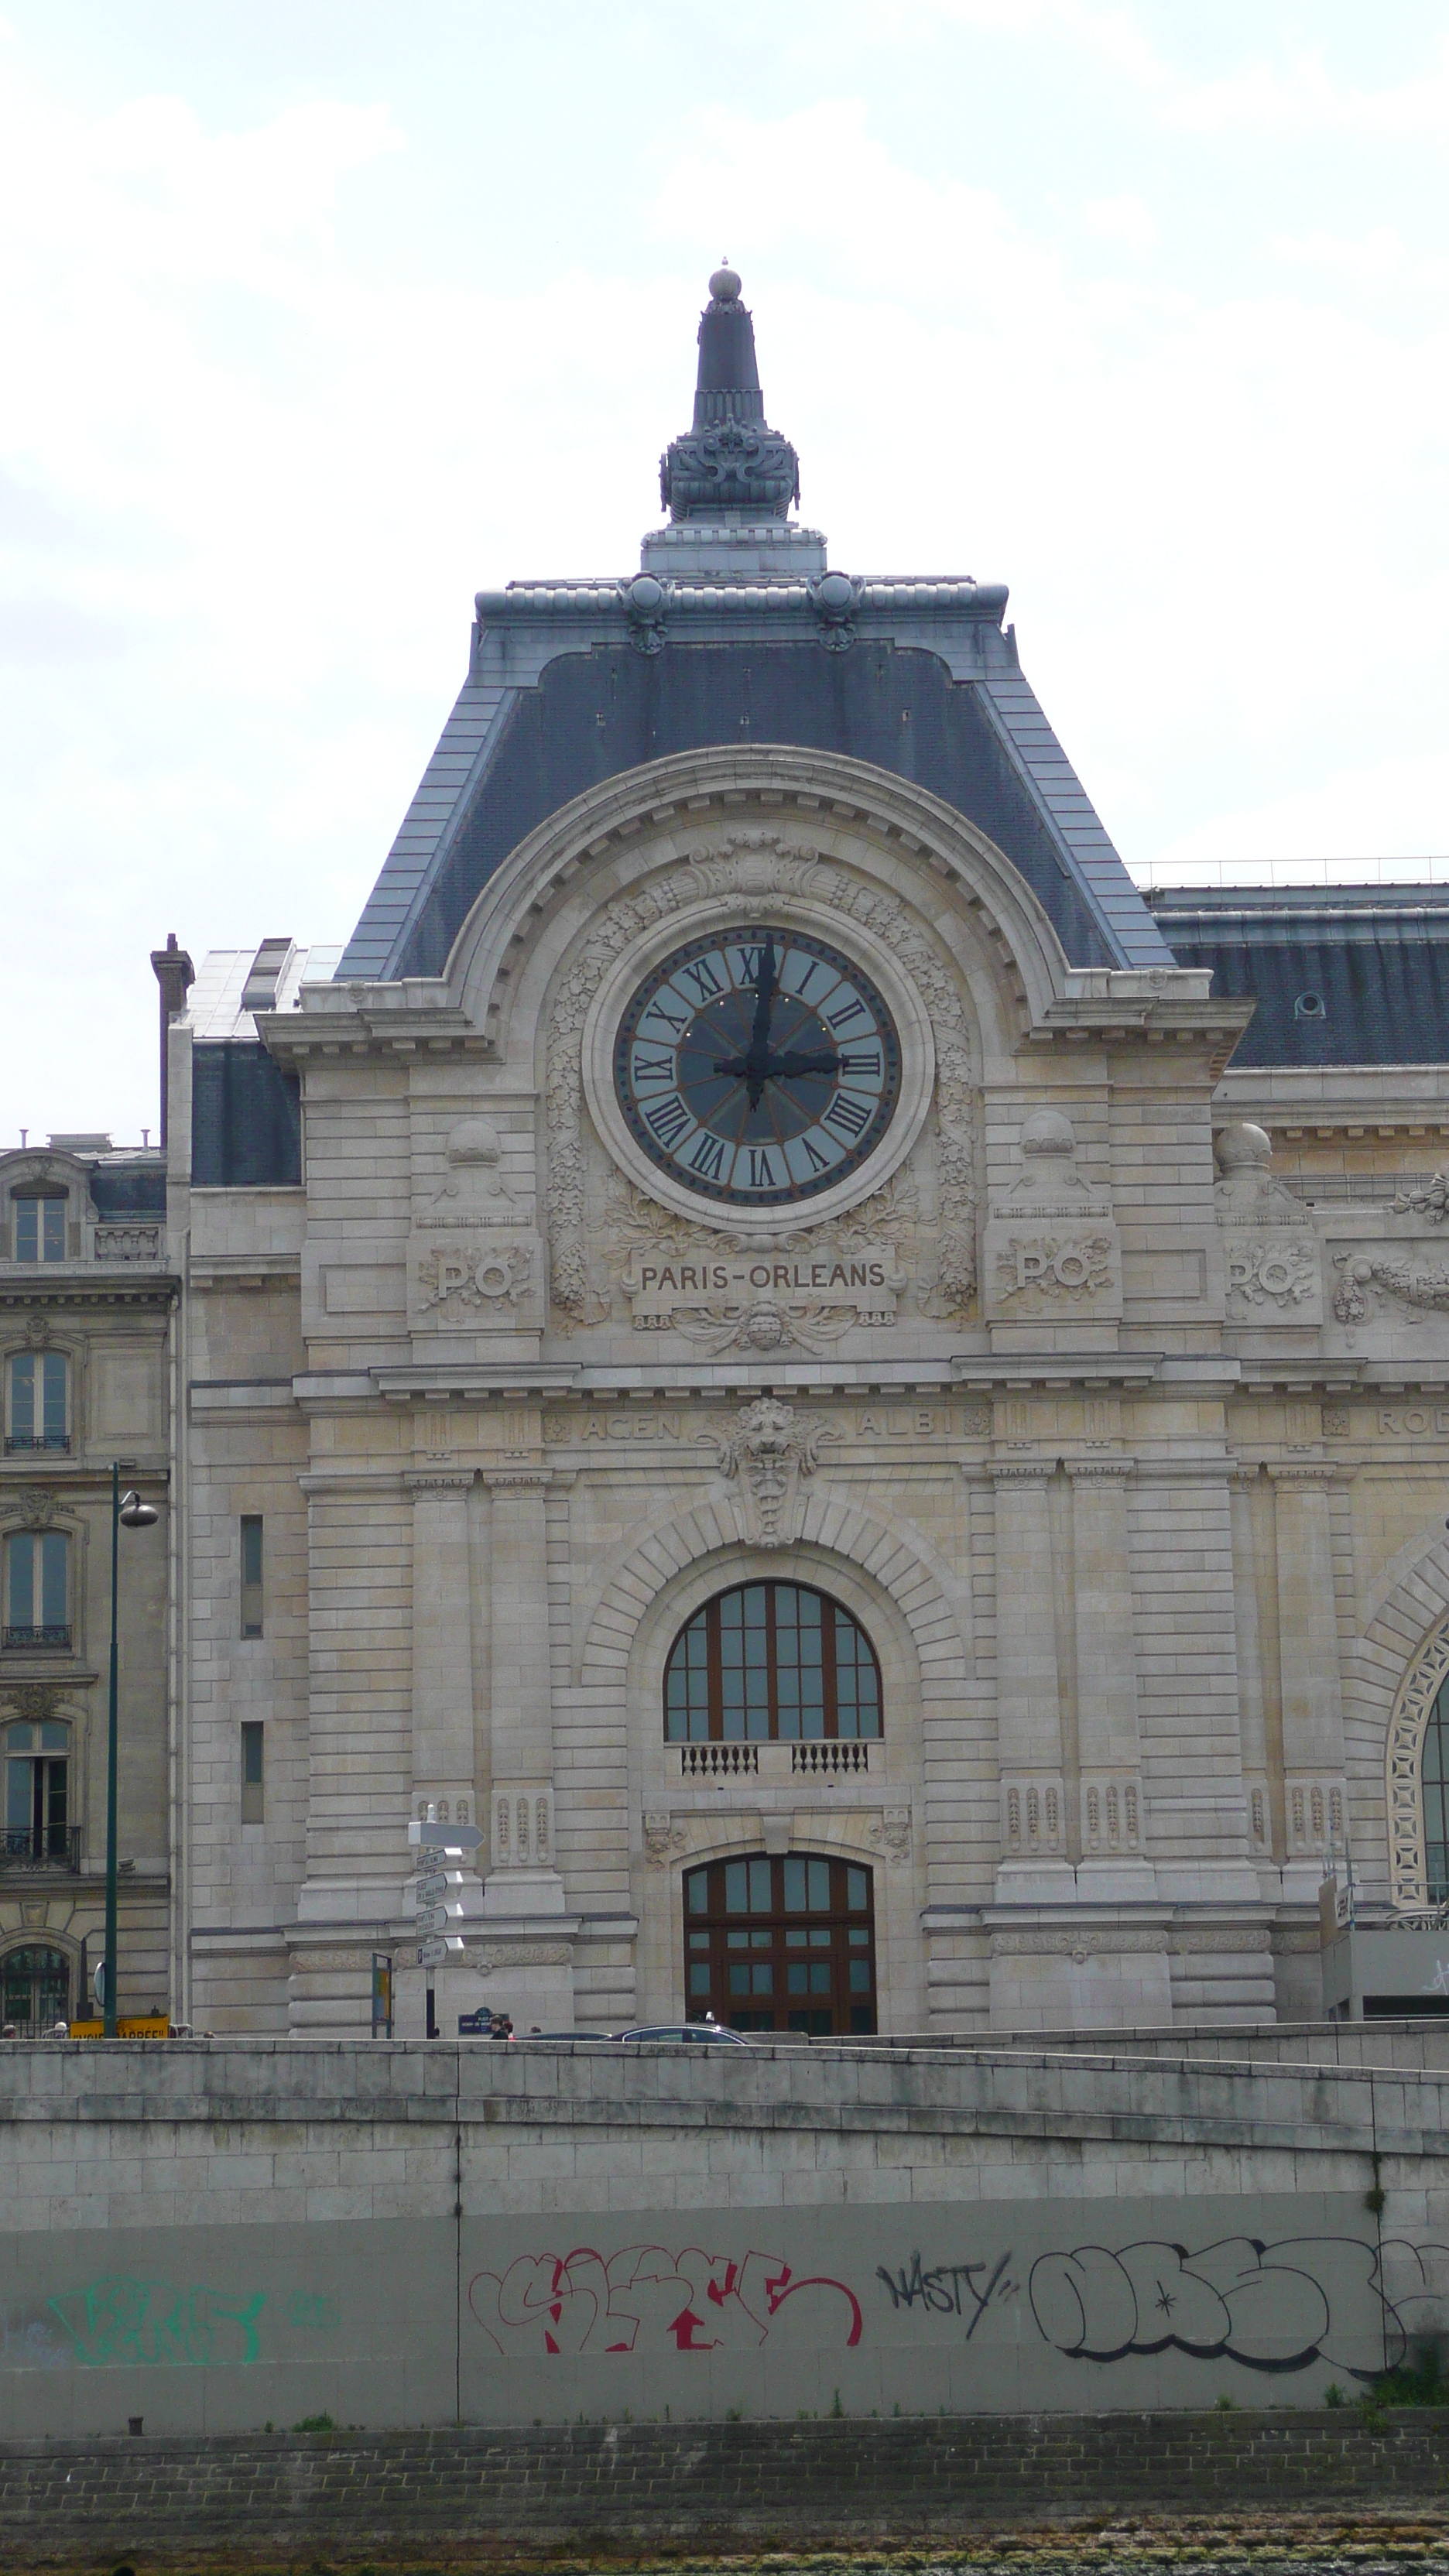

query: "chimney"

left=149, top=933, right=195, bottom=1149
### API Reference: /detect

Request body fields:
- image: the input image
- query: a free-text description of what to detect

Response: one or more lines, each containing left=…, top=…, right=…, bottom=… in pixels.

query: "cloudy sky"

left=3, top=1, right=1448, bottom=1141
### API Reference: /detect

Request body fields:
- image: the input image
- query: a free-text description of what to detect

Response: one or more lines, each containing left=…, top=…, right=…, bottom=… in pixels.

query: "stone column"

left=406, top=1471, right=478, bottom=1821
left=481, top=1467, right=564, bottom=1917
left=990, top=1462, right=1071, bottom=1898
left=1067, top=1458, right=1154, bottom=1897
left=1269, top=1464, right=1348, bottom=1894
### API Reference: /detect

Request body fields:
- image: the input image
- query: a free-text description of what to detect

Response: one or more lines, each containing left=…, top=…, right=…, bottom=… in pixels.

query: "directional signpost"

left=408, top=1810, right=482, bottom=2030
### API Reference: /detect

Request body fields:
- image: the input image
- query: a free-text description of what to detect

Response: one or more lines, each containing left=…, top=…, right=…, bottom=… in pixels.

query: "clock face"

left=615, top=926, right=902, bottom=1208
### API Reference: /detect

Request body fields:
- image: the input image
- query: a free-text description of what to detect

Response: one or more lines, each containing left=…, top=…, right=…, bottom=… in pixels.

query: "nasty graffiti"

left=2, top=2279, right=339, bottom=2372
left=468, top=2243, right=863, bottom=2356
left=1029, top=2236, right=1405, bottom=2378
left=875, top=2249, right=1017, bottom=2338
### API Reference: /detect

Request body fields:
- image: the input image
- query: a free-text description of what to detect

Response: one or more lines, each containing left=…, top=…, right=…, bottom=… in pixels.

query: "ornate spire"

left=659, top=263, right=801, bottom=524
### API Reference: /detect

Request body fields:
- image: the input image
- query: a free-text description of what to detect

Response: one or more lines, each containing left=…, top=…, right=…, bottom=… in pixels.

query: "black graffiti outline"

left=874, top=2249, right=1014, bottom=2339
left=1028, top=2235, right=1388, bottom=2378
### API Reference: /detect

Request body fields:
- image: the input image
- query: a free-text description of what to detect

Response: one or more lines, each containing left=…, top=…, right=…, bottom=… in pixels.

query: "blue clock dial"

left=615, top=927, right=901, bottom=1207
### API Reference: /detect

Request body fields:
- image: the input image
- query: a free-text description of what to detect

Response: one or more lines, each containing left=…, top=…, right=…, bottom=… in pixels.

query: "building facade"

left=165, top=269, right=1449, bottom=2037
left=0, top=1130, right=175, bottom=2028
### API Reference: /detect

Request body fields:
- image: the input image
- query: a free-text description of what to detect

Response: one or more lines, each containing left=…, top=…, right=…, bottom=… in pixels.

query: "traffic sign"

left=416, top=1905, right=461, bottom=1935
left=414, top=1875, right=449, bottom=1907
left=409, top=1821, right=482, bottom=1851
left=418, top=1935, right=464, bottom=1968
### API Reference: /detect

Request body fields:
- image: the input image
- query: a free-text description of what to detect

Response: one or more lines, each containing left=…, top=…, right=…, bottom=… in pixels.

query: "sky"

left=3, top=1, right=1449, bottom=1142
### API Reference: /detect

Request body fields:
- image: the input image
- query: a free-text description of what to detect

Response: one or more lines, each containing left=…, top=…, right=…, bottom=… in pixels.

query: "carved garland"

left=545, top=831, right=978, bottom=1327
left=1386, top=1614, right=1449, bottom=1907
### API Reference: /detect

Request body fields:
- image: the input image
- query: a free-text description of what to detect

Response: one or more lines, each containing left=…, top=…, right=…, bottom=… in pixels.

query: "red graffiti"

left=468, top=2242, right=862, bottom=2358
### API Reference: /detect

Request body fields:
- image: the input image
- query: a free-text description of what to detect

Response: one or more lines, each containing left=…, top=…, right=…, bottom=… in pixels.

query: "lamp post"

left=103, top=1465, right=158, bottom=2039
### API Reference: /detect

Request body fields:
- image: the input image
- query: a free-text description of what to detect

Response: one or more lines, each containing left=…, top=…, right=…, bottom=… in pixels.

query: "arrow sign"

left=409, top=1822, right=483, bottom=1851
left=418, top=1935, right=464, bottom=1968
left=416, top=1905, right=461, bottom=1935
left=414, top=1877, right=450, bottom=1908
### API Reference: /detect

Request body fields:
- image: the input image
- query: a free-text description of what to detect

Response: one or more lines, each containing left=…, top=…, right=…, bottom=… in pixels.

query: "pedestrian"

left=492, top=2011, right=514, bottom=2042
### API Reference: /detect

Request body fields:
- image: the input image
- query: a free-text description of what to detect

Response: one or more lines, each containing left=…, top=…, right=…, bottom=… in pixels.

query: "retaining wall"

left=4, top=2037, right=1449, bottom=2434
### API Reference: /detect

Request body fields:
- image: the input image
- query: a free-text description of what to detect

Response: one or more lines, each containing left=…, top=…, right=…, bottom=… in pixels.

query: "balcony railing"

left=0, top=1826, right=81, bottom=1870
left=2, top=1625, right=71, bottom=1650
left=4, top=1434, right=70, bottom=1454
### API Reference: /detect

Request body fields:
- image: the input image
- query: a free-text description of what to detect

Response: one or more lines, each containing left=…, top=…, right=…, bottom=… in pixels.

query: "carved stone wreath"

left=546, top=830, right=978, bottom=1327
left=1387, top=1613, right=1449, bottom=1906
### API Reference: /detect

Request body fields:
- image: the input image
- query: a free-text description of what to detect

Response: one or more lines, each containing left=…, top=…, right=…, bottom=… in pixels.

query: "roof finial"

left=659, top=265, right=800, bottom=523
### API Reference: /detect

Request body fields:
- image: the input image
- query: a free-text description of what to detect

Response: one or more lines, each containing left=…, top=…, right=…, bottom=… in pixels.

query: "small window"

left=240, top=1721, right=265, bottom=1825
left=240, top=1516, right=263, bottom=1638
left=1293, top=992, right=1327, bottom=1020
left=4, top=1530, right=70, bottom=1649
left=6, top=1352, right=68, bottom=1454
left=12, top=1192, right=67, bottom=1262
left=4, top=1717, right=70, bottom=1860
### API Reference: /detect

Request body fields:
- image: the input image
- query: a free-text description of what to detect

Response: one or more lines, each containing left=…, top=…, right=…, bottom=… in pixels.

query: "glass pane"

left=5, top=1759, right=30, bottom=1830
left=41, top=1199, right=66, bottom=1260
left=849, top=1959, right=872, bottom=1993
left=724, top=1860, right=748, bottom=1914
left=748, top=1856, right=771, bottom=1913
left=41, top=1354, right=66, bottom=1439
left=751, top=1965, right=773, bottom=1995
left=783, top=1855, right=805, bottom=1913
left=14, top=1201, right=37, bottom=1261
left=728, top=1965, right=751, bottom=1998
left=787, top=1963, right=808, bottom=1995
left=688, top=1964, right=710, bottom=1997
left=39, top=1533, right=67, bottom=1629
left=727, top=1930, right=748, bottom=1949
left=685, top=1868, right=708, bottom=1915
left=9, top=1355, right=34, bottom=1440
left=810, top=1962, right=831, bottom=1995
left=8, top=1533, right=33, bottom=1624
left=43, top=1760, right=67, bottom=1829
left=846, top=1866, right=868, bottom=1913
left=688, top=1931, right=709, bottom=1952
left=6, top=1722, right=33, bottom=1752
left=242, top=1724, right=264, bottom=1786
left=39, top=1721, right=67, bottom=1751
left=807, top=1858, right=830, bottom=1911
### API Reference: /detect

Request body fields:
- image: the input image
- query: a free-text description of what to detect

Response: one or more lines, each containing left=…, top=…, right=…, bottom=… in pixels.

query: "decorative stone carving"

left=22, top=1315, right=50, bottom=1350
left=990, top=1927, right=1166, bottom=1957
left=707, top=1396, right=837, bottom=1548
left=1286, top=1775, right=1347, bottom=1862
left=1, top=1486, right=58, bottom=1528
left=1334, top=1252, right=1449, bottom=1324
left=642, top=1812, right=688, bottom=1867
left=1080, top=1772, right=1143, bottom=1858
left=420, top=1119, right=528, bottom=1228
left=868, top=1804, right=913, bottom=1865
left=1213, top=1125, right=1321, bottom=1324
left=1393, top=1173, right=1449, bottom=1222
left=412, top=1940, right=572, bottom=1971
left=1212, top=1123, right=1304, bottom=1225
left=94, top=1224, right=162, bottom=1260
left=409, top=1238, right=538, bottom=1327
left=984, top=1112, right=1120, bottom=1325
left=1000, top=1775, right=1067, bottom=1858
left=2, top=1683, right=60, bottom=1724
left=546, top=834, right=979, bottom=1327
left=1387, top=1615, right=1449, bottom=1906
left=1322, top=1405, right=1351, bottom=1437
left=1225, top=1235, right=1320, bottom=1314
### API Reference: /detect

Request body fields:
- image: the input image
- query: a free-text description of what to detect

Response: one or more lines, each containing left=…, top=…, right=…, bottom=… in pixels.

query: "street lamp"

left=103, top=1465, right=158, bottom=2039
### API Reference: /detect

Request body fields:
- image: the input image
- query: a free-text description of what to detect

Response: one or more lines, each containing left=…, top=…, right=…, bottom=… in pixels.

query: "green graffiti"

left=48, top=2278, right=269, bottom=2368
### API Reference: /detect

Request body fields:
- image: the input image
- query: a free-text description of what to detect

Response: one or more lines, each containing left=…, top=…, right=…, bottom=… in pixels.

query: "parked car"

left=613, top=2023, right=750, bottom=2044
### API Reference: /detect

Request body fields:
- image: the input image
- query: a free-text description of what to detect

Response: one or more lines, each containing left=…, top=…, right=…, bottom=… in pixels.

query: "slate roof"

left=335, top=270, right=1173, bottom=985
left=1149, top=885, right=1449, bottom=1068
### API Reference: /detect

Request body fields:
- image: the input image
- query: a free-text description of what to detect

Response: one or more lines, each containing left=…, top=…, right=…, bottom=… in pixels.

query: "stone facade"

left=0, top=1140, right=175, bottom=2024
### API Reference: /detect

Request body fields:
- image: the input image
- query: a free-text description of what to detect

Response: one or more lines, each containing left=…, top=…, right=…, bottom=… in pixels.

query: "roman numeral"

left=800, top=1136, right=830, bottom=1173
left=747, top=1149, right=776, bottom=1189
left=826, top=998, right=868, bottom=1032
left=824, top=1091, right=871, bottom=1138
left=643, top=1000, right=688, bottom=1034
left=840, top=1047, right=881, bottom=1077
left=688, top=1133, right=728, bottom=1180
left=644, top=1094, right=690, bottom=1147
left=632, top=1051, right=675, bottom=1083
left=680, top=957, right=722, bottom=1000
left=793, top=960, right=820, bottom=996
left=733, top=945, right=765, bottom=985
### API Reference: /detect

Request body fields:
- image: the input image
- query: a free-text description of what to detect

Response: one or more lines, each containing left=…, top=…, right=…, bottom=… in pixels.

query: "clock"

left=613, top=926, right=902, bottom=1208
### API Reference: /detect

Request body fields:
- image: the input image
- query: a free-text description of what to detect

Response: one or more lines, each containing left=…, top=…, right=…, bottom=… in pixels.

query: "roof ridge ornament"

left=659, top=264, right=801, bottom=525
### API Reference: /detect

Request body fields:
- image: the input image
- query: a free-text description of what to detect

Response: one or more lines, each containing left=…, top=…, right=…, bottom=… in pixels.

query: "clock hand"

left=744, top=934, right=779, bottom=1111
left=764, top=1050, right=841, bottom=1081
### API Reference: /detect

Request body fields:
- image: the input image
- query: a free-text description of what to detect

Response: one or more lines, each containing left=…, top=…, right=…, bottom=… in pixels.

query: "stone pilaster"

left=1228, top=1468, right=1275, bottom=1878
left=990, top=1461, right=1071, bottom=1900
left=1269, top=1464, right=1349, bottom=1896
left=1065, top=1458, right=1153, bottom=1898
left=405, top=1471, right=478, bottom=1822
left=481, top=1468, right=564, bottom=1919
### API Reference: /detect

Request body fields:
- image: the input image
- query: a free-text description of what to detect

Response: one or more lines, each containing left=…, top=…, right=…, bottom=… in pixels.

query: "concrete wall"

left=5, top=2036, right=1449, bottom=2436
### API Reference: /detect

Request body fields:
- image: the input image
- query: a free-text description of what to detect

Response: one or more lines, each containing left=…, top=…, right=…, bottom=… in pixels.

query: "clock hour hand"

left=764, top=1049, right=841, bottom=1081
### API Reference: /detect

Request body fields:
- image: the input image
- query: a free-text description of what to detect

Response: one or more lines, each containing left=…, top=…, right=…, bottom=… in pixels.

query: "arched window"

left=11, top=1189, right=67, bottom=1263
left=683, top=1852, right=876, bottom=2035
left=4, top=1718, right=70, bottom=1862
left=3, top=1530, right=70, bottom=1649
left=0, top=1942, right=70, bottom=2029
left=5, top=1351, right=68, bottom=1453
left=1423, top=1679, right=1449, bottom=1903
left=664, top=1582, right=882, bottom=1742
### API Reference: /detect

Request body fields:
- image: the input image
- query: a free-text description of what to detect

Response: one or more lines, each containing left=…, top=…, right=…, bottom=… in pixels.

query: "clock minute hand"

left=744, top=935, right=779, bottom=1110
left=766, top=1049, right=841, bottom=1081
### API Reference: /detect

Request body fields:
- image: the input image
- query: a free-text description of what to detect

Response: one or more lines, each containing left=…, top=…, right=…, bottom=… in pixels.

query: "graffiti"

left=1, top=2277, right=341, bottom=2371
left=1029, top=2236, right=1402, bottom=2378
left=50, top=2278, right=269, bottom=2369
left=875, top=2249, right=1016, bottom=2338
left=468, top=2243, right=862, bottom=2357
